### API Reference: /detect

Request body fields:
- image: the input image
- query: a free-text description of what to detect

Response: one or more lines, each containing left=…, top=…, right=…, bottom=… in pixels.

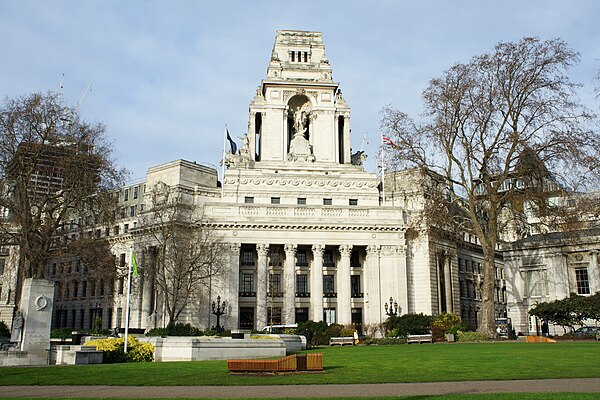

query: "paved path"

left=3, top=379, right=600, bottom=398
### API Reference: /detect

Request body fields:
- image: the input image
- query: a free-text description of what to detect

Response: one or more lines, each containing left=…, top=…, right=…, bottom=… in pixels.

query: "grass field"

left=1, top=342, right=599, bottom=386
left=1, top=396, right=599, bottom=400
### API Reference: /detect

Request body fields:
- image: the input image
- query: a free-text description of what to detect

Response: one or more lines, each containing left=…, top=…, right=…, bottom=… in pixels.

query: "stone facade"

left=1, top=30, right=511, bottom=335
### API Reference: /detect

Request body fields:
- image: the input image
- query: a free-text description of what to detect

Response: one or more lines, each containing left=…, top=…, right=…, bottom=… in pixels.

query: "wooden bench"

left=329, top=336, right=355, bottom=346
left=407, top=334, right=433, bottom=344
left=227, top=353, right=323, bottom=372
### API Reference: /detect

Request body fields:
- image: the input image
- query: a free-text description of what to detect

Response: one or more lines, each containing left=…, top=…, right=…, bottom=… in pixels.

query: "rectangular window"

left=140, top=203, right=144, bottom=212
left=324, top=308, right=336, bottom=325
left=130, top=205, right=136, bottom=217
left=99, top=279, right=105, bottom=296
left=296, top=307, right=309, bottom=323
left=271, top=197, right=280, bottom=204
left=323, top=250, right=334, bottom=267
left=323, top=275, right=335, bottom=294
left=244, top=196, right=254, bottom=204
left=349, top=199, right=358, bottom=206
left=90, top=279, right=96, bottom=297
left=296, top=274, right=309, bottom=295
left=113, top=226, right=119, bottom=235
left=118, top=277, right=124, bottom=295
left=82, top=281, right=87, bottom=298
left=133, top=186, right=139, bottom=199
left=124, top=223, right=129, bottom=233
left=323, top=198, right=332, bottom=205
left=269, top=273, right=282, bottom=295
left=575, top=267, right=591, bottom=295
left=241, top=273, right=254, bottom=293
left=241, top=250, right=255, bottom=266
left=351, top=275, right=361, bottom=297
left=0, top=259, right=5, bottom=276
left=297, top=197, right=307, bottom=205
left=269, top=251, right=281, bottom=266
left=296, top=249, right=308, bottom=266
left=124, top=189, right=129, bottom=201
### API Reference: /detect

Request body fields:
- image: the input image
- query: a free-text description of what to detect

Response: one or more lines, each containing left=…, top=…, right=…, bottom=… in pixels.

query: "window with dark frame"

left=244, top=196, right=254, bottom=204
left=241, top=250, right=255, bottom=266
left=271, top=197, right=280, bottom=204
left=269, top=273, right=282, bottom=295
left=296, top=249, right=308, bottom=266
left=575, top=267, right=591, bottom=295
left=323, top=198, right=332, bottom=205
left=297, top=197, right=307, bottom=205
left=323, top=275, right=335, bottom=295
left=349, top=198, right=358, bottom=206
left=296, top=274, right=309, bottom=295
left=241, top=273, right=254, bottom=293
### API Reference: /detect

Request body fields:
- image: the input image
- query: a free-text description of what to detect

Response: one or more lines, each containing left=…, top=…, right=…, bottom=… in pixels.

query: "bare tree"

left=0, top=92, right=125, bottom=291
left=381, top=37, right=599, bottom=336
left=140, top=183, right=227, bottom=326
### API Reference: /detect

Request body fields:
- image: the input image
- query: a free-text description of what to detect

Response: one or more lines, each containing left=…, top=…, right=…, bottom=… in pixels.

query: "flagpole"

left=124, top=246, right=133, bottom=353
left=221, top=124, right=227, bottom=200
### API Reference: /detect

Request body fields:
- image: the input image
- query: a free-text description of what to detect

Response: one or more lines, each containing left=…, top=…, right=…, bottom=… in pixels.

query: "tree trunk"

left=479, top=244, right=498, bottom=337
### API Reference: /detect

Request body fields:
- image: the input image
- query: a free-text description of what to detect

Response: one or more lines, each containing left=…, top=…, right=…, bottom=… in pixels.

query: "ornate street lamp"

left=385, top=296, right=398, bottom=316
left=212, top=295, right=226, bottom=334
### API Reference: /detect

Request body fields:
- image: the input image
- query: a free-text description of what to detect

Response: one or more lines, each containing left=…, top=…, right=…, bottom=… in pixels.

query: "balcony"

left=239, top=291, right=256, bottom=297
left=295, top=292, right=311, bottom=298
left=323, top=292, right=337, bottom=298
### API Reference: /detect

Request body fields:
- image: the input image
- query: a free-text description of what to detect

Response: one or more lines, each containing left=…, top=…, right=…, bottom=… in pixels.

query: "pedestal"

left=19, top=278, right=55, bottom=365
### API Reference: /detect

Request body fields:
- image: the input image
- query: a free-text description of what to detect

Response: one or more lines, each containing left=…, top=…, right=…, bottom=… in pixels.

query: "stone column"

left=444, top=254, right=454, bottom=313
left=311, top=244, right=325, bottom=322
left=364, top=245, right=381, bottom=326
left=141, top=248, right=155, bottom=329
left=283, top=244, right=297, bottom=324
left=226, top=243, right=241, bottom=330
left=337, top=245, right=353, bottom=325
left=256, top=243, right=269, bottom=330
left=589, top=251, right=599, bottom=294
left=248, top=112, right=256, bottom=160
left=343, top=115, right=351, bottom=164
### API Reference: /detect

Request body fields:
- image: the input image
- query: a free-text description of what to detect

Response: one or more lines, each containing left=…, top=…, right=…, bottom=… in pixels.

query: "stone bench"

left=407, top=334, right=433, bottom=344
left=329, top=336, right=355, bottom=346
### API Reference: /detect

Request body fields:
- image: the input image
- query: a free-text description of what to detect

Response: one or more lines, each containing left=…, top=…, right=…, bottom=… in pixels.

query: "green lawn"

left=0, top=396, right=599, bottom=400
left=0, top=342, right=599, bottom=386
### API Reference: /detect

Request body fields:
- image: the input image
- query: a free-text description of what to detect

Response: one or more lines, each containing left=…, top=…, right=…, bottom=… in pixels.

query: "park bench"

left=407, top=333, right=433, bottom=344
left=329, top=336, right=355, bottom=346
left=227, top=353, right=323, bottom=372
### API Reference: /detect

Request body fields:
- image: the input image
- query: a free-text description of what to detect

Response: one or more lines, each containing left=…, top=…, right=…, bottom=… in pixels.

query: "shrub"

left=456, top=330, right=490, bottom=342
left=431, top=313, right=470, bottom=341
left=85, top=336, right=154, bottom=363
left=366, top=337, right=406, bottom=345
left=0, top=320, right=10, bottom=337
left=384, top=313, right=433, bottom=338
left=296, top=320, right=331, bottom=347
left=50, top=328, right=74, bottom=340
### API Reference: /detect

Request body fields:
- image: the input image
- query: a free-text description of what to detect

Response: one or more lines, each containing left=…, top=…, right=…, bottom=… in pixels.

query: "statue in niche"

left=293, top=103, right=310, bottom=138
left=288, top=101, right=315, bottom=162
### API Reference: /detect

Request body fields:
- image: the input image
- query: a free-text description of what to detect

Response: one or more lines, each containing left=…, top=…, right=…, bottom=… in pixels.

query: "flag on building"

left=382, top=135, right=396, bottom=147
left=131, top=249, right=139, bottom=278
left=226, top=129, right=238, bottom=154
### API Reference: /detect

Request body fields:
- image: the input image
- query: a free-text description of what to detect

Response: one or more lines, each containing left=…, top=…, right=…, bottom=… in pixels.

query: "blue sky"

left=2, top=1, right=599, bottom=181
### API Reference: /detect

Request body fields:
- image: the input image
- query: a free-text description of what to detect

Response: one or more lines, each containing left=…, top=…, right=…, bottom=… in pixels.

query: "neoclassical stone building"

left=1, top=30, right=507, bottom=334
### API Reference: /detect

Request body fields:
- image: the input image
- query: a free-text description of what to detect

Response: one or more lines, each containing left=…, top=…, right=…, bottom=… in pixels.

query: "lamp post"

left=384, top=297, right=398, bottom=316
left=212, top=295, right=226, bottom=334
